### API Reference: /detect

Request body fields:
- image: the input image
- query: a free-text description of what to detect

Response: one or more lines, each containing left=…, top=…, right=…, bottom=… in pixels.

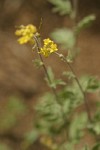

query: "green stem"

left=33, top=35, right=69, bottom=140
left=33, top=34, right=59, bottom=102
left=72, top=0, right=78, bottom=26
left=55, top=52, right=92, bottom=123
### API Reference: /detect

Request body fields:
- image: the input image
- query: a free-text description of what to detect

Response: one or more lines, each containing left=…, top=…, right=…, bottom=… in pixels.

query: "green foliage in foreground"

left=32, top=74, right=100, bottom=149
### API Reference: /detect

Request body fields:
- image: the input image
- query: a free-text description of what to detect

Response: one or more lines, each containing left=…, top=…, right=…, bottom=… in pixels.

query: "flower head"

left=15, top=24, right=37, bottom=44
left=40, top=38, right=58, bottom=57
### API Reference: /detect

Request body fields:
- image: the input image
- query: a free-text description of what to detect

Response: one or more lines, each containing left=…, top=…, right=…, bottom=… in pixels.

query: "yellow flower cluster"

left=15, top=24, right=37, bottom=44
left=40, top=38, right=58, bottom=57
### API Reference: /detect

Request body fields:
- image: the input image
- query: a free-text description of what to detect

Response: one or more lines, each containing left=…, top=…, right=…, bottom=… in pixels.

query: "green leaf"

left=35, top=93, right=65, bottom=133
left=69, top=113, right=88, bottom=141
left=92, top=143, right=100, bottom=150
left=45, top=67, right=66, bottom=88
left=59, top=86, right=83, bottom=116
left=86, top=76, right=100, bottom=92
left=22, top=129, right=39, bottom=149
left=45, top=67, right=56, bottom=88
left=62, top=99, right=71, bottom=115
left=51, top=28, right=76, bottom=49
left=93, top=123, right=100, bottom=135
left=89, top=122, right=100, bottom=135
left=63, top=71, right=75, bottom=80
left=53, top=79, right=66, bottom=86
left=87, top=101, right=100, bottom=135
left=36, top=97, right=62, bottom=123
left=82, top=145, right=90, bottom=150
left=59, top=89, right=80, bottom=116
left=48, top=0, right=72, bottom=15
left=75, top=15, right=96, bottom=34
left=60, top=142, right=74, bottom=150
left=78, top=75, right=100, bottom=92
left=94, top=105, right=100, bottom=121
left=32, top=59, right=43, bottom=68
left=46, top=67, right=55, bottom=82
left=25, top=129, right=39, bottom=144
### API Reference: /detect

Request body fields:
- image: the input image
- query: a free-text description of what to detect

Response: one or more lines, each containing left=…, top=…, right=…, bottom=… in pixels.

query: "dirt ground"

left=0, top=0, right=100, bottom=149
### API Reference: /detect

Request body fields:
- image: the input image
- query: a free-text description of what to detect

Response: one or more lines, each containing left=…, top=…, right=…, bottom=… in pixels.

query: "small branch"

left=33, top=35, right=69, bottom=140
left=67, top=62, right=92, bottom=122
left=33, top=34, right=59, bottom=102
left=72, top=0, right=78, bottom=27
left=55, top=52, right=92, bottom=123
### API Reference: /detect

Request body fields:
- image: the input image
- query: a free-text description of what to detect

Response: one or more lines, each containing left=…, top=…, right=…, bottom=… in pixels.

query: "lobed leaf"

left=51, top=28, right=76, bottom=49
left=75, top=15, right=96, bottom=34
left=48, top=0, right=72, bottom=15
left=69, top=113, right=88, bottom=141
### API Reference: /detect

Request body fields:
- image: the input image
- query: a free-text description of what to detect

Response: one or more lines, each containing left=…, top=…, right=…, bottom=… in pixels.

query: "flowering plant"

left=15, top=0, right=100, bottom=150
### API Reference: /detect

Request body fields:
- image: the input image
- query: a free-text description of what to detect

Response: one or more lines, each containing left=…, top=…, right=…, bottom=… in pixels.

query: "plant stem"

left=33, top=34, right=59, bottom=102
left=55, top=52, right=92, bottom=123
left=72, top=0, right=78, bottom=27
left=67, top=62, right=92, bottom=122
left=33, top=35, right=69, bottom=140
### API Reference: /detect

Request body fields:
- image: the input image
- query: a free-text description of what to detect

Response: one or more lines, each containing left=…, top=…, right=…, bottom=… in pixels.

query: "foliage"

left=45, top=67, right=66, bottom=88
left=75, top=15, right=96, bottom=35
left=48, top=0, right=72, bottom=15
left=69, top=113, right=88, bottom=141
left=51, top=28, right=76, bottom=49
left=88, top=102, right=100, bottom=135
left=32, top=0, right=99, bottom=149
left=13, top=0, right=100, bottom=150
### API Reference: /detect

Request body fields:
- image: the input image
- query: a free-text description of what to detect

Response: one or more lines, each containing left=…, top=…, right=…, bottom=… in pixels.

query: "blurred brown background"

left=0, top=0, right=100, bottom=149
left=0, top=0, right=100, bottom=99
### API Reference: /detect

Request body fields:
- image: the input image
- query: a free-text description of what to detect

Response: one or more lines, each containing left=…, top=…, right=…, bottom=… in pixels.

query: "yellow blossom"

left=15, top=24, right=37, bottom=44
left=40, top=38, right=58, bottom=57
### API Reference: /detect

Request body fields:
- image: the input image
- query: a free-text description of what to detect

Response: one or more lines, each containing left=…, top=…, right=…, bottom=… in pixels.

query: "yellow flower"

left=15, top=24, right=37, bottom=44
left=40, top=38, right=58, bottom=57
